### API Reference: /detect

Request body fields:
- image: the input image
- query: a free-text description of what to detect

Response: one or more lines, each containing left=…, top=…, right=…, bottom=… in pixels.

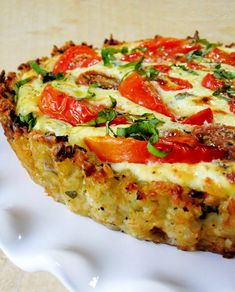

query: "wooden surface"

left=0, top=0, right=234, bottom=291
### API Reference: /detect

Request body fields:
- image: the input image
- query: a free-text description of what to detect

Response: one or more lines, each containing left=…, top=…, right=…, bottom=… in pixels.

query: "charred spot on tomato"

left=199, top=204, right=219, bottom=219
left=55, top=135, right=69, bottom=142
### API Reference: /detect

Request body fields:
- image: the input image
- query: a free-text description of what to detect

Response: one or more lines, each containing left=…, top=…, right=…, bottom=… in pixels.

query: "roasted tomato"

left=38, top=85, right=103, bottom=126
left=187, top=62, right=207, bottom=70
left=118, top=72, right=175, bottom=119
left=182, top=108, right=214, bottom=125
left=206, top=48, right=235, bottom=67
left=121, top=37, right=201, bottom=62
left=53, top=45, right=101, bottom=74
left=84, top=135, right=226, bottom=164
left=201, top=73, right=224, bottom=91
left=154, top=64, right=171, bottom=73
left=229, top=101, right=235, bottom=114
left=157, top=76, right=192, bottom=91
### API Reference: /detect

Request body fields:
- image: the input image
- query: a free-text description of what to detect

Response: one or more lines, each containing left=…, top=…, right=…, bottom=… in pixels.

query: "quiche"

left=0, top=32, right=235, bottom=257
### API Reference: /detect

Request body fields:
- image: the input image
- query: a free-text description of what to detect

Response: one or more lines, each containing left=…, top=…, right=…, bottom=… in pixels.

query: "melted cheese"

left=16, top=40, right=235, bottom=197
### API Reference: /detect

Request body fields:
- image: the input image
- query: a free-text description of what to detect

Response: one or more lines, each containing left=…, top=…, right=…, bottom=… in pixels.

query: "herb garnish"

left=175, top=92, right=194, bottom=100
left=14, top=78, right=31, bottom=103
left=29, top=61, right=64, bottom=83
left=139, top=67, right=159, bottom=81
left=116, top=117, right=168, bottom=158
left=213, top=66, right=235, bottom=80
left=174, top=64, right=198, bottom=75
left=101, top=47, right=129, bottom=66
left=86, top=83, right=99, bottom=98
left=186, top=40, right=217, bottom=61
left=18, top=112, right=37, bottom=132
left=213, top=84, right=235, bottom=101
left=120, top=56, right=145, bottom=70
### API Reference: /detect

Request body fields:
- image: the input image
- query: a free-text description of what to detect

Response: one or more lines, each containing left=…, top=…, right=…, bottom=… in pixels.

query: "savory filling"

left=15, top=34, right=235, bottom=168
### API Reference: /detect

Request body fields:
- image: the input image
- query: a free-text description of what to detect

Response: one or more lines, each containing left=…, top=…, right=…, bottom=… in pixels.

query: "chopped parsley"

left=29, top=61, right=64, bottom=83
left=18, top=112, right=37, bottom=132
left=120, top=56, right=145, bottom=70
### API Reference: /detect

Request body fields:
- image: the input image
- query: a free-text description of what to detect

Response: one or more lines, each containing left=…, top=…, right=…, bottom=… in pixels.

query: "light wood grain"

left=0, top=0, right=234, bottom=291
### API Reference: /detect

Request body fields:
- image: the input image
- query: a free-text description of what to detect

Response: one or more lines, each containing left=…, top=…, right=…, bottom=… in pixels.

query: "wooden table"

left=0, top=0, right=234, bottom=290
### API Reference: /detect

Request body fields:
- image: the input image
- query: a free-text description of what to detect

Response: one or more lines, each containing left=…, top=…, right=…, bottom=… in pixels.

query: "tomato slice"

left=157, top=76, right=192, bottom=91
left=118, top=72, right=175, bottom=119
left=141, top=37, right=202, bottom=59
left=84, top=136, right=226, bottom=164
left=38, top=85, right=103, bottom=126
left=154, top=64, right=171, bottom=73
left=229, top=101, right=235, bottom=114
left=187, top=62, right=207, bottom=70
left=53, top=45, right=101, bottom=74
left=121, top=51, right=143, bottom=62
left=206, top=48, right=235, bottom=67
left=110, top=115, right=129, bottom=125
left=182, top=108, right=213, bottom=125
left=201, top=73, right=224, bottom=91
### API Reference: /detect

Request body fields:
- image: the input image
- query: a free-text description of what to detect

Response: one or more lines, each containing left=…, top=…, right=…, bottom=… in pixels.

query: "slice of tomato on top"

left=206, top=48, right=235, bottom=67
left=118, top=71, right=175, bottom=120
left=84, top=135, right=226, bottom=164
left=38, top=84, right=104, bottom=126
left=182, top=108, right=213, bottom=125
left=201, top=73, right=224, bottom=91
left=157, top=76, right=193, bottom=91
left=53, top=45, right=101, bottom=74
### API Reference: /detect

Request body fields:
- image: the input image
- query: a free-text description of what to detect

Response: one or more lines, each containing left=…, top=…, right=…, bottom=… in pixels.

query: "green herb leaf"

left=175, top=64, right=199, bottom=75
left=101, top=48, right=119, bottom=66
left=29, top=60, right=65, bottom=83
left=87, top=108, right=118, bottom=127
left=120, top=56, right=145, bottom=71
left=86, top=83, right=98, bottom=98
left=18, top=112, right=37, bottom=132
left=147, top=142, right=169, bottom=158
left=109, top=95, right=117, bottom=108
left=139, top=67, right=160, bottom=81
left=14, top=78, right=31, bottom=103
left=116, top=118, right=168, bottom=158
left=213, top=68, right=235, bottom=80
left=121, top=46, right=129, bottom=54
left=185, top=49, right=203, bottom=61
left=131, top=47, right=148, bottom=53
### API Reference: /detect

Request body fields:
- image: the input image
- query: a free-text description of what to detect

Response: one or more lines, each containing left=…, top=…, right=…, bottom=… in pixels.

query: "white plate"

left=0, top=126, right=235, bottom=292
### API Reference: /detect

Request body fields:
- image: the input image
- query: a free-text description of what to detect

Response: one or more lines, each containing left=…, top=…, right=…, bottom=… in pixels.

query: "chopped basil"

left=139, top=67, right=159, bottom=81
left=120, top=56, right=145, bottom=70
left=29, top=60, right=64, bottom=83
left=174, top=64, right=198, bottom=75
left=175, top=92, right=194, bottom=100
left=116, top=118, right=168, bottom=158
left=65, top=191, right=78, bottom=199
left=213, top=68, right=235, bottom=80
left=212, top=84, right=235, bottom=101
left=101, top=48, right=119, bottom=66
left=18, top=112, right=37, bottom=132
left=131, top=47, right=148, bottom=53
left=109, top=95, right=117, bottom=108
left=121, top=46, right=129, bottom=54
left=186, top=49, right=203, bottom=61
left=14, top=78, right=31, bottom=103
left=86, top=83, right=98, bottom=98
left=87, top=108, right=118, bottom=127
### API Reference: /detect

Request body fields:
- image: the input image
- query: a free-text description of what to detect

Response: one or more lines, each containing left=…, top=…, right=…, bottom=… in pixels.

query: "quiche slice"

left=1, top=33, right=235, bottom=257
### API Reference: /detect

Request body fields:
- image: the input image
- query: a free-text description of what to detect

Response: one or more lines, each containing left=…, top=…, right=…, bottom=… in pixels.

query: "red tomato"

left=38, top=85, right=103, bottom=126
left=182, top=108, right=213, bottom=125
left=84, top=136, right=226, bottom=164
left=157, top=76, right=193, bottom=91
left=154, top=64, right=171, bottom=73
left=141, top=37, right=202, bottom=59
left=118, top=72, right=175, bottom=119
left=229, top=101, right=235, bottom=114
left=121, top=51, right=143, bottom=62
left=201, top=73, right=224, bottom=91
left=187, top=62, right=207, bottom=70
left=110, top=116, right=129, bottom=125
left=206, top=48, right=235, bottom=67
left=53, top=45, right=101, bottom=74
